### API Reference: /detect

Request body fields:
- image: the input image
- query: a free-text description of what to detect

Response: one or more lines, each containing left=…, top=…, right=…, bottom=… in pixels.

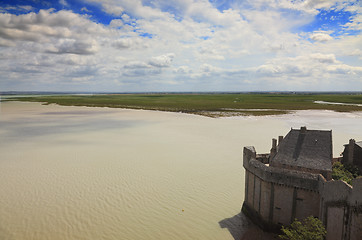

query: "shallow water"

left=0, top=101, right=361, bottom=240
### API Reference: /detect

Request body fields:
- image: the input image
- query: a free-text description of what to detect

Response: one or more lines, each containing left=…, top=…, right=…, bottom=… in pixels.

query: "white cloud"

left=102, top=4, right=124, bottom=16
left=81, top=7, right=91, bottom=13
left=124, top=61, right=150, bottom=69
left=0, top=38, right=15, bottom=47
left=119, top=54, right=175, bottom=79
left=85, top=0, right=170, bottom=19
left=57, top=55, right=97, bottom=66
left=148, top=53, right=175, bottom=67
left=47, top=39, right=99, bottom=55
left=123, top=68, right=162, bottom=77
left=0, top=5, right=34, bottom=13
left=17, top=5, right=34, bottom=12
left=310, top=32, right=333, bottom=42
left=110, top=37, right=149, bottom=50
left=112, top=38, right=133, bottom=49
left=310, top=53, right=337, bottom=64
left=244, top=0, right=347, bottom=15
left=0, top=9, right=108, bottom=56
left=200, top=63, right=216, bottom=73
left=344, top=13, right=362, bottom=31
left=109, top=19, right=123, bottom=28
left=253, top=53, right=361, bottom=84
left=0, top=9, right=103, bottom=41
left=257, top=64, right=282, bottom=75
left=59, top=0, right=69, bottom=7
left=0, top=0, right=361, bottom=91
left=173, top=66, right=192, bottom=74
left=327, top=64, right=362, bottom=75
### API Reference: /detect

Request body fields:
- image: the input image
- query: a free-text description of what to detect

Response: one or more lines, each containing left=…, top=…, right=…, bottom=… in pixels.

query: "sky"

left=0, top=0, right=361, bottom=92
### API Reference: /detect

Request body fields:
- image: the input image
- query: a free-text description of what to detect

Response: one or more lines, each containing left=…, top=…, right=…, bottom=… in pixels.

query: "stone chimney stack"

left=278, top=136, right=283, bottom=146
left=348, top=139, right=355, bottom=164
left=270, top=138, right=277, bottom=159
left=300, top=126, right=307, bottom=134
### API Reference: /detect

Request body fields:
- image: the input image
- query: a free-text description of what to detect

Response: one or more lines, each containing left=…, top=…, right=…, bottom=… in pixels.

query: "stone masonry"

left=242, top=127, right=362, bottom=240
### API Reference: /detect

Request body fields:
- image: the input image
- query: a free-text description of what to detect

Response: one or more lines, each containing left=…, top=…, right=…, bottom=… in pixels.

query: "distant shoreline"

left=1, top=91, right=362, bottom=95
left=4, top=93, right=362, bottom=117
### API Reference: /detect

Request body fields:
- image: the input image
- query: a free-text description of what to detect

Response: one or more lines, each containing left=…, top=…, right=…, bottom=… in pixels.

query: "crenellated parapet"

left=243, top=146, right=324, bottom=191
left=321, top=178, right=362, bottom=204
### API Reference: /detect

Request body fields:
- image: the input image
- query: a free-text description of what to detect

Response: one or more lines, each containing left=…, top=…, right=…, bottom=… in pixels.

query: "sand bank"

left=0, top=102, right=361, bottom=240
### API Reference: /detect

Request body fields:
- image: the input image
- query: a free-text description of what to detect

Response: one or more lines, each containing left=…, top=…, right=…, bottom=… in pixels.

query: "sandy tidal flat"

left=0, top=101, right=361, bottom=240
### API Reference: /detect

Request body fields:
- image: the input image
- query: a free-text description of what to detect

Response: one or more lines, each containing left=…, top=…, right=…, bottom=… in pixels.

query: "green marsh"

left=9, top=93, right=362, bottom=117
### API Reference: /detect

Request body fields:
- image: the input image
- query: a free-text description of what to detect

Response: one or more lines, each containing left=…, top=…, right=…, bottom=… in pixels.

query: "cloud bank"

left=0, top=0, right=361, bottom=92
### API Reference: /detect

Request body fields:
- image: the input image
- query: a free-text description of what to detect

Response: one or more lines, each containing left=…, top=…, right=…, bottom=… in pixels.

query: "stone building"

left=341, top=139, right=362, bottom=170
left=242, top=127, right=362, bottom=240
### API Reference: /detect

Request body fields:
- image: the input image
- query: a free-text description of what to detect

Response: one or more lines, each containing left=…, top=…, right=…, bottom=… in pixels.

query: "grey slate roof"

left=272, top=127, right=332, bottom=171
left=356, top=141, right=362, bottom=149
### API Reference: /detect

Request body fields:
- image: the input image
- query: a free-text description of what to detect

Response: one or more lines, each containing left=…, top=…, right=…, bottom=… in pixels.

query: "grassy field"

left=8, top=93, right=362, bottom=117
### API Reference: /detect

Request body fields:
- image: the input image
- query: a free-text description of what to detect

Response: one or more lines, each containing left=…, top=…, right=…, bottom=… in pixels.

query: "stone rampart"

left=242, top=146, right=323, bottom=230
left=242, top=146, right=362, bottom=240
left=243, top=146, right=323, bottom=191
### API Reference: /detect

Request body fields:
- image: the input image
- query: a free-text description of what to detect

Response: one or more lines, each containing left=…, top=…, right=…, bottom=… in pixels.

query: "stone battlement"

left=244, top=146, right=324, bottom=191
left=321, top=178, right=362, bottom=205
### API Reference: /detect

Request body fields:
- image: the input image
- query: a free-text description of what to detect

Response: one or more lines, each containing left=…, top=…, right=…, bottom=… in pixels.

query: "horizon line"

left=1, top=91, right=362, bottom=95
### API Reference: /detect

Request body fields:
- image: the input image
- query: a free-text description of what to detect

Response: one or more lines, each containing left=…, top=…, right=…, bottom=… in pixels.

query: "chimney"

left=270, top=138, right=277, bottom=159
left=348, top=139, right=355, bottom=164
left=300, top=126, right=307, bottom=134
left=278, top=136, right=283, bottom=146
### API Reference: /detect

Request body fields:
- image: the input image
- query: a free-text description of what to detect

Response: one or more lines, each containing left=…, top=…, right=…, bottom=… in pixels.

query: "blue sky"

left=0, top=0, right=361, bottom=92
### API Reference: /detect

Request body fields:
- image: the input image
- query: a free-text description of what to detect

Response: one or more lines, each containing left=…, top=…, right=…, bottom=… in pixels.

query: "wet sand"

left=0, top=101, right=361, bottom=240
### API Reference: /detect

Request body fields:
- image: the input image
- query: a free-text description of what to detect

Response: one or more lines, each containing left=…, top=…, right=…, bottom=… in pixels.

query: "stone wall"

left=243, top=146, right=322, bottom=229
left=242, top=146, right=362, bottom=240
left=271, top=161, right=332, bottom=180
left=244, top=169, right=321, bottom=227
left=321, top=178, right=362, bottom=240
